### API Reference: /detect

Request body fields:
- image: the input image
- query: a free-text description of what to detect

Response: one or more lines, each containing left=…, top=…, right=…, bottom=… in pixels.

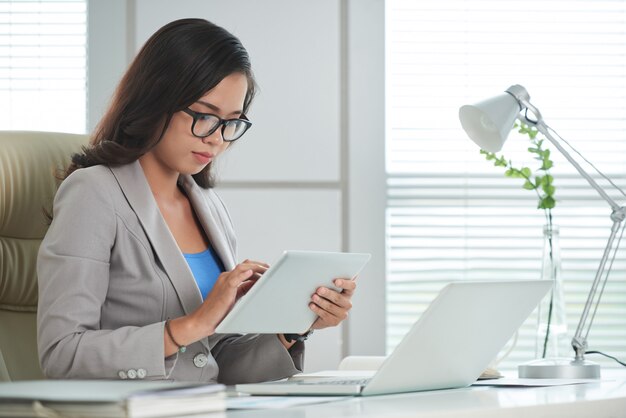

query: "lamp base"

left=518, top=357, right=600, bottom=379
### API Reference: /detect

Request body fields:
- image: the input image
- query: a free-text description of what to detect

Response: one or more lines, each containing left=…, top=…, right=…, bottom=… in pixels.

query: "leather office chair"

left=0, top=131, right=88, bottom=381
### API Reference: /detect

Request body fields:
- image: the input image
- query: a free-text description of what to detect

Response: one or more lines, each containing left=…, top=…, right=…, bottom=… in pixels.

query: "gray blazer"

left=37, top=161, right=303, bottom=383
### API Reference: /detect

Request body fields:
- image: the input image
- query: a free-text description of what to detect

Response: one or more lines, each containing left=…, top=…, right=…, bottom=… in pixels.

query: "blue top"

left=183, top=247, right=224, bottom=300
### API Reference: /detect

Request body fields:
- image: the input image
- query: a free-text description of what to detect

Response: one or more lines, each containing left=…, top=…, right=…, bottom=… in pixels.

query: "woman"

left=37, top=18, right=355, bottom=384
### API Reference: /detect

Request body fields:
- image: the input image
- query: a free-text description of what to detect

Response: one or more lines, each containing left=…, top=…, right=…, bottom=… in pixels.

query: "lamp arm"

left=508, top=87, right=621, bottom=211
left=532, top=120, right=621, bottom=212
left=522, top=115, right=626, bottom=361
left=570, top=219, right=625, bottom=360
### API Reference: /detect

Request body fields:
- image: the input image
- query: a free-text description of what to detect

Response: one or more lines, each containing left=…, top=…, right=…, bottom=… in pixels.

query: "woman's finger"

left=226, top=268, right=254, bottom=288
left=243, top=259, right=271, bottom=269
left=312, top=294, right=349, bottom=319
left=236, top=262, right=267, bottom=274
left=315, top=287, right=353, bottom=309
left=236, top=279, right=257, bottom=299
left=310, top=303, right=343, bottom=327
left=333, top=278, right=357, bottom=296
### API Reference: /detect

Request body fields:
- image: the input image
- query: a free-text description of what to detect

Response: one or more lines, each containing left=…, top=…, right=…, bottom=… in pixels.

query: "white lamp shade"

left=459, top=92, right=521, bottom=152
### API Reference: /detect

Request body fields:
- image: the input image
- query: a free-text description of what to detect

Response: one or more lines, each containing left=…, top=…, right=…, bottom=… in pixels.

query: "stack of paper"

left=0, top=380, right=225, bottom=418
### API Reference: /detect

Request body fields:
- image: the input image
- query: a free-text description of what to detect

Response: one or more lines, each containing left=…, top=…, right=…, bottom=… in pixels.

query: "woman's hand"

left=309, top=278, right=357, bottom=330
left=164, top=260, right=268, bottom=357
left=192, top=260, right=269, bottom=335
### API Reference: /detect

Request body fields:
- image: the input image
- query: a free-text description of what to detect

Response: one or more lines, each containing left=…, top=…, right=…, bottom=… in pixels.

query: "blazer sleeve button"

left=127, top=369, right=138, bottom=379
left=193, top=353, right=208, bottom=368
left=118, top=370, right=128, bottom=380
left=137, top=368, right=147, bottom=379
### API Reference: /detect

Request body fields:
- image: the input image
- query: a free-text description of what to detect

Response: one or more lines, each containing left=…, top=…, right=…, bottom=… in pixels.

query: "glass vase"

left=535, top=224, right=570, bottom=359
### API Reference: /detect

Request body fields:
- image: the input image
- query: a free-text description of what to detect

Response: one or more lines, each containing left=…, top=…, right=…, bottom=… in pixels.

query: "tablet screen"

left=214, top=251, right=371, bottom=334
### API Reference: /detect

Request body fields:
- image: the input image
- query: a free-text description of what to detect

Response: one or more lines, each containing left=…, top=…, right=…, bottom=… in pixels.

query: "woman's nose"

left=202, top=128, right=224, bottom=145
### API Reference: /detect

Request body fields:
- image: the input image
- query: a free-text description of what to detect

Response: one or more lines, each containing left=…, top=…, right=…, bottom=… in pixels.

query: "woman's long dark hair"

left=66, top=18, right=256, bottom=188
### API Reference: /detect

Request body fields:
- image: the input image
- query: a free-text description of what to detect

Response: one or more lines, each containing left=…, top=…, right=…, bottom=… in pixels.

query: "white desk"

left=227, top=372, right=626, bottom=417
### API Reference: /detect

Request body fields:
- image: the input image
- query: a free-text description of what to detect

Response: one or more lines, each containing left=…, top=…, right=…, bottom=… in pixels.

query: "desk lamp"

left=458, top=85, right=626, bottom=378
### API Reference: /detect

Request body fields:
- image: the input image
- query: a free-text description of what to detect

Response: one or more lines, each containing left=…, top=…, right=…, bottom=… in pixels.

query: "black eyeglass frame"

left=182, top=108, right=252, bottom=142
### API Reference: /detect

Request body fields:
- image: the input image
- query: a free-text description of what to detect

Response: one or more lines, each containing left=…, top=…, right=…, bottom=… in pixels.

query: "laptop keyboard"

left=295, top=378, right=371, bottom=386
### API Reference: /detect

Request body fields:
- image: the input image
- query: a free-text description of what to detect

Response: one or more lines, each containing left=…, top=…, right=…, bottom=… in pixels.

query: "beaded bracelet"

left=165, top=318, right=186, bottom=353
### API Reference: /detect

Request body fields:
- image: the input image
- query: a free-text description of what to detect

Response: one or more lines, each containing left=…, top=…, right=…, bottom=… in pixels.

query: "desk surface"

left=227, top=371, right=626, bottom=418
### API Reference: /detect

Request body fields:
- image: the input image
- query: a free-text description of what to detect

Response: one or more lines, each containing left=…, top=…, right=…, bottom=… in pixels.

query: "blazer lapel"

left=179, top=175, right=236, bottom=271
left=109, top=162, right=203, bottom=316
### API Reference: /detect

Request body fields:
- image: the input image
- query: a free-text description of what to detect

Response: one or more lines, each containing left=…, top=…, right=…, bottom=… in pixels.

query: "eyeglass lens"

left=193, top=115, right=249, bottom=141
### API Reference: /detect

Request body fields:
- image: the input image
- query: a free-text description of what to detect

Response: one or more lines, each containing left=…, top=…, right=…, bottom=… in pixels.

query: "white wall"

left=346, top=0, right=386, bottom=356
left=87, top=0, right=130, bottom=133
left=88, top=0, right=386, bottom=373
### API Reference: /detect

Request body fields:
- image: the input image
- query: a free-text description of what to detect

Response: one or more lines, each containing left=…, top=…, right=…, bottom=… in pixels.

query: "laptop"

left=236, top=280, right=551, bottom=396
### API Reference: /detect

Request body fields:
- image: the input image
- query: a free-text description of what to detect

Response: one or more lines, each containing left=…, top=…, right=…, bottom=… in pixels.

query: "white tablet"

left=214, top=251, right=371, bottom=334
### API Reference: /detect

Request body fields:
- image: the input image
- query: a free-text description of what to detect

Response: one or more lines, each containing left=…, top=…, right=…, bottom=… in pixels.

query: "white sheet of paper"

left=472, top=378, right=599, bottom=387
left=226, top=395, right=345, bottom=409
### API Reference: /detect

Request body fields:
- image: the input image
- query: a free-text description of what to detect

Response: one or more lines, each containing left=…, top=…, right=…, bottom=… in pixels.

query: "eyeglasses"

left=182, top=108, right=252, bottom=142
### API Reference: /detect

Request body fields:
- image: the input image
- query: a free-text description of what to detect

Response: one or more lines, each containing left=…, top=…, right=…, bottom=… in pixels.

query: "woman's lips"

left=192, top=151, right=213, bottom=164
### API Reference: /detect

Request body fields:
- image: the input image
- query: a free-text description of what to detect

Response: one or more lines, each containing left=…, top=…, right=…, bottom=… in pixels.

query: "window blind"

left=0, top=0, right=87, bottom=133
left=386, top=0, right=626, bottom=370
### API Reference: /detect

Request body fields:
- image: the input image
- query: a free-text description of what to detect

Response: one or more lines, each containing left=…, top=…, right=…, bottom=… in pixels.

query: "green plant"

left=480, top=123, right=556, bottom=225
left=480, top=122, right=559, bottom=359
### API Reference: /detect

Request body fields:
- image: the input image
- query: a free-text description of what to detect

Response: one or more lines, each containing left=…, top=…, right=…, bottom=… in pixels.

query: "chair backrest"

left=0, top=131, right=88, bottom=381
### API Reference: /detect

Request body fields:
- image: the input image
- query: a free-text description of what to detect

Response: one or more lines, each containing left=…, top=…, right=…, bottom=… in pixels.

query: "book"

left=0, top=380, right=225, bottom=418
